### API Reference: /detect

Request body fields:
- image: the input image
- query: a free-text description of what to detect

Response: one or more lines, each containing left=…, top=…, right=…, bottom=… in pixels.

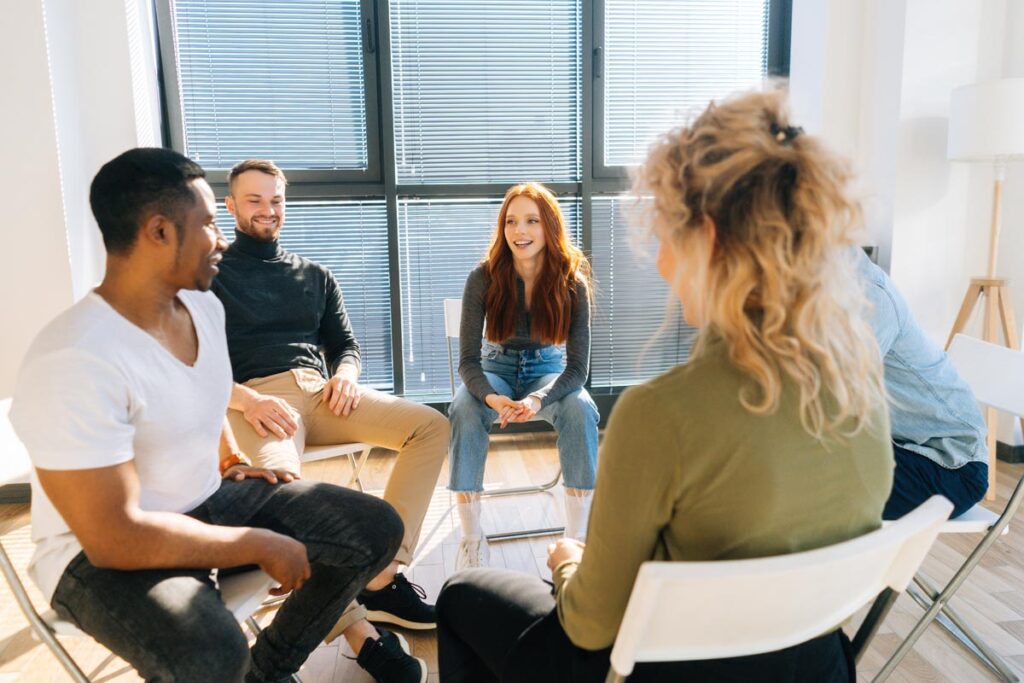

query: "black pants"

left=883, top=443, right=988, bottom=520
left=50, top=479, right=403, bottom=683
left=437, top=568, right=855, bottom=683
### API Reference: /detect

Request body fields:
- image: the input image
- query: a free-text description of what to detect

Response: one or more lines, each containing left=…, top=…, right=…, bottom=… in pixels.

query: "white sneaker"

left=455, top=537, right=490, bottom=571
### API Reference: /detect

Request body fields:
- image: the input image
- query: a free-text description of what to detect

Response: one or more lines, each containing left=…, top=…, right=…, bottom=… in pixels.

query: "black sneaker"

left=359, top=573, right=436, bottom=630
left=355, top=628, right=427, bottom=683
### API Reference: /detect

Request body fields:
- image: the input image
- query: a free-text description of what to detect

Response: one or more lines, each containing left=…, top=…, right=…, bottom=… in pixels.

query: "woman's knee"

left=437, top=570, right=494, bottom=624
left=553, top=391, right=599, bottom=427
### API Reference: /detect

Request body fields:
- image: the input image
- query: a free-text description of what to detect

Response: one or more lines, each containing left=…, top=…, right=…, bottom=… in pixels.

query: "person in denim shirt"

left=448, top=183, right=599, bottom=571
left=857, top=249, right=989, bottom=518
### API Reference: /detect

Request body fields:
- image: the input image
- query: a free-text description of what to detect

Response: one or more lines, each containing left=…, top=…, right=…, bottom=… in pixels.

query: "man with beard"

left=212, top=159, right=445, bottom=682
left=10, top=148, right=404, bottom=682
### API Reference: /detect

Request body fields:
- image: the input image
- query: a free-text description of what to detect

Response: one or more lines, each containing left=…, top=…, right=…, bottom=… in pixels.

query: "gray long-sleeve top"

left=458, top=264, right=590, bottom=408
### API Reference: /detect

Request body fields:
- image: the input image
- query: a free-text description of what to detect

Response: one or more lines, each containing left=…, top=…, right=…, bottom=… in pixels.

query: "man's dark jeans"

left=50, top=478, right=403, bottom=683
left=883, top=443, right=989, bottom=520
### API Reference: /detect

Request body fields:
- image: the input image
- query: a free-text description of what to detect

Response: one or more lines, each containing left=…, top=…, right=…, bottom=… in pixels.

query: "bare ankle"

left=343, top=618, right=378, bottom=653
left=365, top=560, right=400, bottom=592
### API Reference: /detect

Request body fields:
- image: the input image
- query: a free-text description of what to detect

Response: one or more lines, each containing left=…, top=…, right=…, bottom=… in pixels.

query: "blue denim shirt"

left=857, top=250, right=987, bottom=469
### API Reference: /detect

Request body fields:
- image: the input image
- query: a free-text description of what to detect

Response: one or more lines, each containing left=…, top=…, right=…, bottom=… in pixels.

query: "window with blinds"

left=169, top=0, right=369, bottom=170
left=601, top=0, right=770, bottom=168
left=161, top=0, right=789, bottom=399
left=217, top=201, right=394, bottom=390
left=389, top=0, right=581, bottom=184
left=398, top=198, right=581, bottom=399
left=590, top=196, right=697, bottom=387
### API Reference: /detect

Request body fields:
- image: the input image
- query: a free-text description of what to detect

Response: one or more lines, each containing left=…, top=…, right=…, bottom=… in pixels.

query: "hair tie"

left=769, top=122, right=803, bottom=144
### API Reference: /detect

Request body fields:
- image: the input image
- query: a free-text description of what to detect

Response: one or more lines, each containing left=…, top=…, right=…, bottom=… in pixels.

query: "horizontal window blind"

left=398, top=198, right=581, bottom=398
left=590, top=196, right=696, bottom=387
left=217, top=200, right=393, bottom=389
left=390, top=0, right=581, bottom=184
left=171, top=0, right=368, bottom=170
left=603, top=0, right=769, bottom=167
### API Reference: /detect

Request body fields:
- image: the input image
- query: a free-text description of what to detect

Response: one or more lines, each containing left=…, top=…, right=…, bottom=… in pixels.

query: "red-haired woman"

left=449, top=182, right=599, bottom=571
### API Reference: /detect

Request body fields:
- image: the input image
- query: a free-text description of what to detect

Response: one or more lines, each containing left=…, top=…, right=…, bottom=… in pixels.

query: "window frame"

left=154, top=0, right=792, bottom=402
left=590, top=0, right=793, bottom=179
left=155, top=0, right=384, bottom=185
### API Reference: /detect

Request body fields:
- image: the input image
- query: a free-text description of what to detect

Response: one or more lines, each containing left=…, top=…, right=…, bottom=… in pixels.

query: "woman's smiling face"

left=503, top=195, right=547, bottom=264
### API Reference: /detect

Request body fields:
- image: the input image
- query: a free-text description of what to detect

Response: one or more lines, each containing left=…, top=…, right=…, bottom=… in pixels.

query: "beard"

left=237, top=213, right=281, bottom=241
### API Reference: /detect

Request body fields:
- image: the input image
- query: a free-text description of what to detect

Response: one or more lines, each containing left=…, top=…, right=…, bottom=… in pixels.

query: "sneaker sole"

left=392, top=633, right=428, bottom=683
left=365, top=610, right=437, bottom=631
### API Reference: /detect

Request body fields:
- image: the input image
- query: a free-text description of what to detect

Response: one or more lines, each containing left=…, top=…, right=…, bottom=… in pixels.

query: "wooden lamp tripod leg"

left=946, top=282, right=984, bottom=350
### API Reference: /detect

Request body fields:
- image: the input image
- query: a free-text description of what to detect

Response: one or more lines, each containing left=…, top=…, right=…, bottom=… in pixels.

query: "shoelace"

left=395, top=573, right=427, bottom=600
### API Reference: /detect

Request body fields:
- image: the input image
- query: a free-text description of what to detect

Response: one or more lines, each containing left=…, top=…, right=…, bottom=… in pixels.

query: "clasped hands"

left=486, top=393, right=541, bottom=428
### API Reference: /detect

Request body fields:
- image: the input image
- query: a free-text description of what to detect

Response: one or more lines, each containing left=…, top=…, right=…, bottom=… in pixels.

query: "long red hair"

left=483, top=183, right=591, bottom=345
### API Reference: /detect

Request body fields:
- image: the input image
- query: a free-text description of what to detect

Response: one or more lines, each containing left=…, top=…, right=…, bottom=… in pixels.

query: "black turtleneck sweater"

left=211, top=231, right=361, bottom=384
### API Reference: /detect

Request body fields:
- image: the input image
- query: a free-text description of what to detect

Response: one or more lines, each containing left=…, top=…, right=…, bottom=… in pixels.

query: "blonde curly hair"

left=633, top=88, right=885, bottom=440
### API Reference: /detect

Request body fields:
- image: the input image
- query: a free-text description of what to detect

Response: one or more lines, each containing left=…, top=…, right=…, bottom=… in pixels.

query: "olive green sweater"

left=553, top=337, right=893, bottom=650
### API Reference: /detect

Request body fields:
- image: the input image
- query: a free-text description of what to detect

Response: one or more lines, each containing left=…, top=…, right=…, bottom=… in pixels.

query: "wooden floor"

left=2, top=432, right=1024, bottom=682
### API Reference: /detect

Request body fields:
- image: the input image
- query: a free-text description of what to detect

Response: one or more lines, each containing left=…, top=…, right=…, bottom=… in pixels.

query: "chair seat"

left=941, top=504, right=1006, bottom=534
left=40, top=611, right=85, bottom=637
left=38, top=569, right=276, bottom=640
left=882, top=504, right=1007, bottom=535
left=302, top=442, right=370, bottom=464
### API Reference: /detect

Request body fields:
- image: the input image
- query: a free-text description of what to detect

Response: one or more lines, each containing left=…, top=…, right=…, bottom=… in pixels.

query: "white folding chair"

left=302, top=441, right=374, bottom=492
left=605, top=496, right=953, bottom=683
left=0, top=407, right=300, bottom=683
left=871, top=334, right=1024, bottom=682
left=443, top=298, right=564, bottom=541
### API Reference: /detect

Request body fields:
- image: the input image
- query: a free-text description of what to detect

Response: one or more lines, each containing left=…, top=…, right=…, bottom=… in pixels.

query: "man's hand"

left=222, top=465, right=300, bottom=484
left=251, top=529, right=311, bottom=596
left=238, top=388, right=299, bottom=439
left=547, top=537, right=585, bottom=572
left=323, top=365, right=363, bottom=417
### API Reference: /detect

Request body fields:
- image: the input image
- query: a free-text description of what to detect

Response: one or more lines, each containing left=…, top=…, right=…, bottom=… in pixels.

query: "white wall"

left=791, top=0, right=1013, bottom=345
left=0, top=1, right=75, bottom=397
left=999, top=1, right=1024, bottom=342
left=888, top=0, right=1007, bottom=346
left=790, top=0, right=907, bottom=271
left=0, top=0, right=162, bottom=397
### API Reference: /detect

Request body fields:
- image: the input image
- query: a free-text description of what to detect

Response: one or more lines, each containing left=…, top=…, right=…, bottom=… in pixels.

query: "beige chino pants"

left=228, top=368, right=449, bottom=633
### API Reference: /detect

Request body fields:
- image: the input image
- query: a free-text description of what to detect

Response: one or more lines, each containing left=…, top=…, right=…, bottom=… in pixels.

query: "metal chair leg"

left=852, top=588, right=899, bottom=663
left=246, top=616, right=264, bottom=636
left=346, top=446, right=372, bottom=493
left=873, top=476, right=1024, bottom=682
left=480, top=468, right=562, bottom=498
left=482, top=469, right=566, bottom=541
left=0, top=544, right=90, bottom=683
left=906, top=575, right=1018, bottom=682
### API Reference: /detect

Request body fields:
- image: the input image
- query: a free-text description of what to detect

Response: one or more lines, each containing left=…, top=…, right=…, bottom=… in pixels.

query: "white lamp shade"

left=948, top=78, right=1024, bottom=161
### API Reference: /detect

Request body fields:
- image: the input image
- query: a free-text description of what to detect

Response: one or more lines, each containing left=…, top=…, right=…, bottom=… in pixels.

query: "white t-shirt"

left=10, top=290, right=230, bottom=601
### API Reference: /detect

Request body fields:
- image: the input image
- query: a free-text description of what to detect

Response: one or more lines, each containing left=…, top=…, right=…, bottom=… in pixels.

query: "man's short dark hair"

left=89, top=148, right=206, bottom=254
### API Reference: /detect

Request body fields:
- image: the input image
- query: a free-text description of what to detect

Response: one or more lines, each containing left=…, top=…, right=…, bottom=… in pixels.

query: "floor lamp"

left=946, top=78, right=1024, bottom=498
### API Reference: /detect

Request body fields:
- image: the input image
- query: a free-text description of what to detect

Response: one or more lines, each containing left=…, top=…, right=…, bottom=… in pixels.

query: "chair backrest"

left=608, top=496, right=952, bottom=676
left=444, top=298, right=462, bottom=339
left=947, top=334, right=1024, bottom=417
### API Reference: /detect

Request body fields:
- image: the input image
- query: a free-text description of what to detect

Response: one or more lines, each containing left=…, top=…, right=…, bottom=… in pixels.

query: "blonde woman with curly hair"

left=435, top=88, right=893, bottom=683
